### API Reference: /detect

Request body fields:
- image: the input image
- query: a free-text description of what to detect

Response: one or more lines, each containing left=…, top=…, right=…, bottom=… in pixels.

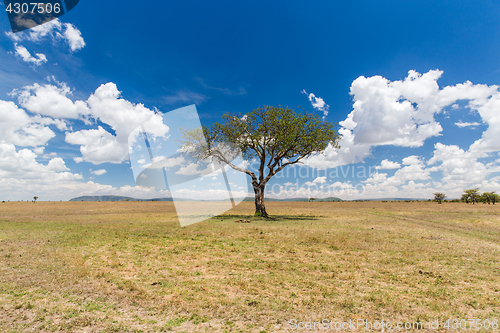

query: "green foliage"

left=462, top=189, right=480, bottom=204
left=433, top=192, right=446, bottom=204
left=182, top=106, right=341, bottom=216
left=494, top=194, right=500, bottom=205
left=481, top=191, right=499, bottom=205
left=461, top=189, right=500, bottom=205
left=205, top=106, right=340, bottom=162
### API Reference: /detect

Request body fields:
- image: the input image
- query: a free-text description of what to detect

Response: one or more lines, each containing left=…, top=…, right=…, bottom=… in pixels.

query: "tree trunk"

left=253, top=185, right=268, bottom=217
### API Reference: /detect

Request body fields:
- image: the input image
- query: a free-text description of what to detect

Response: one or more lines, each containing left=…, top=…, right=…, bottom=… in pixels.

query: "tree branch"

left=213, top=150, right=258, bottom=184
left=263, top=153, right=308, bottom=185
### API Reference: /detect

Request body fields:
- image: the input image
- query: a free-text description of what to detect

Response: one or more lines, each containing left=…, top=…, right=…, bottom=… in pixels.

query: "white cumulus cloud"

left=63, top=23, right=86, bottom=51
left=0, top=100, right=56, bottom=147
left=349, top=70, right=444, bottom=147
left=7, top=19, right=85, bottom=52
left=312, top=176, right=327, bottom=183
left=0, top=143, right=83, bottom=200
left=302, top=89, right=329, bottom=119
left=13, top=43, right=47, bottom=66
left=14, top=81, right=90, bottom=119
left=66, top=126, right=126, bottom=165
left=306, top=69, right=500, bottom=172
left=91, top=169, right=107, bottom=176
left=376, top=159, right=401, bottom=170
left=175, top=162, right=202, bottom=176
left=428, top=143, right=493, bottom=192
left=66, top=82, right=169, bottom=164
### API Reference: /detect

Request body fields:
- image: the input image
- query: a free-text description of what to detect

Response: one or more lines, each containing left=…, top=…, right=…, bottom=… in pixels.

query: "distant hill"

left=350, top=198, right=426, bottom=201
left=241, top=197, right=343, bottom=202
left=68, top=195, right=435, bottom=202
left=69, top=195, right=173, bottom=202
left=69, top=195, right=343, bottom=202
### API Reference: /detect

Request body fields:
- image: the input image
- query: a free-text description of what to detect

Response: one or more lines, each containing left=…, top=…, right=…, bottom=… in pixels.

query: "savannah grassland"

left=0, top=201, right=499, bottom=333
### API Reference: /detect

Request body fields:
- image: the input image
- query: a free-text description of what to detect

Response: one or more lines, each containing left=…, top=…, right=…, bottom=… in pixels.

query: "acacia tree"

left=433, top=192, right=446, bottom=204
left=33, top=196, right=38, bottom=203
left=462, top=189, right=480, bottom=205
left=482, top=191, right=499, bottom=205
left=493, top=193, right=500, bottom=205
left=183, top=106, right=340, bottom=217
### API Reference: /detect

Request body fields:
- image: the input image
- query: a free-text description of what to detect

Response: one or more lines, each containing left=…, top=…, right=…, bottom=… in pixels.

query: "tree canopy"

left=462, top=189, right=480, bottom=204
left=433, top=192, right=446, bottom=204
left=481, top=191, right=499, bottom=205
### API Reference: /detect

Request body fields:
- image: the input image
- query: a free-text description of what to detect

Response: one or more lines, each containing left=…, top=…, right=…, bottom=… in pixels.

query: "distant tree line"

left=433, top=189, right=499, bottom=205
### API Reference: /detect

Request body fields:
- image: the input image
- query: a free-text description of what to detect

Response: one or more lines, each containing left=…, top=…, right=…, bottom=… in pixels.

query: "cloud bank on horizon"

left=2, top=66, right=500, bottom=201
left=1, top=4, right=500, bottom=202
left=304, top=69, right=500, bottom=199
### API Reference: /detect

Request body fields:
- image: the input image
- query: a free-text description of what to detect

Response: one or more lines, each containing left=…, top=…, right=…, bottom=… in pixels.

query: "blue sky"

left=1, top=0, right=500, bottom=201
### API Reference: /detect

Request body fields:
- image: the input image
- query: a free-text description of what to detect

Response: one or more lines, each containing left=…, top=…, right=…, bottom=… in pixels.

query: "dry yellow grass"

left=0, top=201, right=499, bottom=332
